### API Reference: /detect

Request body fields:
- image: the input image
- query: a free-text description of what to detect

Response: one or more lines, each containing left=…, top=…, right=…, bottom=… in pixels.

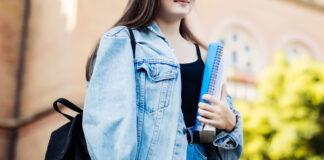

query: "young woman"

left=83, top=0, right=243, bottom=159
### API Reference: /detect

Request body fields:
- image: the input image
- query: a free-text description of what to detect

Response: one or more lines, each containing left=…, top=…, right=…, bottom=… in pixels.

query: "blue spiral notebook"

left=194, top=42, right=226, bottom=132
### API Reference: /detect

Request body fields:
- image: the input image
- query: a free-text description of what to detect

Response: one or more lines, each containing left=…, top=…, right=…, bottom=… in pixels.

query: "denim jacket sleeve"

left=213, top=94, right=243, bottom=158
left=82, top=27, right=137, bottom=160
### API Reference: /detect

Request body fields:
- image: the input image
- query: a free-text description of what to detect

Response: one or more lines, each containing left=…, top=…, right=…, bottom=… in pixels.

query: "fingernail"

left=202, top=94, right=208, bottom=99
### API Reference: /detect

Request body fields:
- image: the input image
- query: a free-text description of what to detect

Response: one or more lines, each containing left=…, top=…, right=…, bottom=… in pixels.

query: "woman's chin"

left=157, top=7, right=192, bottom=21
left=169, top=10, right=191, bottom=19
left=174, top=7, right=191, bottom=15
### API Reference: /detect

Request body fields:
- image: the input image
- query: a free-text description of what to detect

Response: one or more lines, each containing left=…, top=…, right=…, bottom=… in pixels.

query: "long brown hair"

left=86, top=0, right=205, bottom=81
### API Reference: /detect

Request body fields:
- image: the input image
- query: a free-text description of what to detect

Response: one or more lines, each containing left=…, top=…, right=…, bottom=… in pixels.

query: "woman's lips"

left=174, top=0, right=190, bottom=6
left=175, top=0, right=190, bottom=2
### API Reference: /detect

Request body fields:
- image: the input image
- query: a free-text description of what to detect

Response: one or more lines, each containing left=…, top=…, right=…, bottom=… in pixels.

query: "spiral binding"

left=208, top=44, right=224, bottom=95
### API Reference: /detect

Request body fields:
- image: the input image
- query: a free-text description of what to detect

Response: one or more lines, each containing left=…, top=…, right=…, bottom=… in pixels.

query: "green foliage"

left=235, top=52, right=324, bottom=160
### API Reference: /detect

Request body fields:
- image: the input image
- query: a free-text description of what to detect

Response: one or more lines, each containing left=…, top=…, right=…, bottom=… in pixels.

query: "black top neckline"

left=180, top=44, right=204, bottom=66
left=180, top=58, right=200, bottom=65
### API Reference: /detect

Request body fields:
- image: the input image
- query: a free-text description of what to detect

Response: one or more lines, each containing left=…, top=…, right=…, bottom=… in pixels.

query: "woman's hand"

left=197, top=85, right=236, bottom=132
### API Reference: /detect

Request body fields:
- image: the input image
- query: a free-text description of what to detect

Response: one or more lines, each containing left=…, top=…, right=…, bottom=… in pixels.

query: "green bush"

left=235, top=52, right=324, bottom=160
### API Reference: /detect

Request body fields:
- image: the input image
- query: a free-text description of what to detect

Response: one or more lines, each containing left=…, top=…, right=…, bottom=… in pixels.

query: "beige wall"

left=20, top=0, right=128, bottom=118
left=0, top=0, right=24, bottom=159
left=0, top=0, right=23, bottom=118
left=0, top=0, right=323, bottom=159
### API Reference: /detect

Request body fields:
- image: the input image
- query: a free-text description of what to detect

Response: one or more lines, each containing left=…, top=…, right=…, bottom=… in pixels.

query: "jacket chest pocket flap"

left=136, top=62, right=178, bottom=113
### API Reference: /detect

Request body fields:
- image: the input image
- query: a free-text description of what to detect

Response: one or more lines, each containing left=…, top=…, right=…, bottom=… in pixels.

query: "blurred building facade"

left=0, top=0, right=323, bottom=159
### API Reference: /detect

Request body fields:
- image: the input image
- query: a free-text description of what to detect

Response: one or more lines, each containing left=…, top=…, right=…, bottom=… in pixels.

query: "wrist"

left=225, top=112, right=236, bottom=132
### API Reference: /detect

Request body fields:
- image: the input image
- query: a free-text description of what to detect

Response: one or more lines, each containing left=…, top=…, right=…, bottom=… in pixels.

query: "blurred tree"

left=235, top=52, right=324, bottom=160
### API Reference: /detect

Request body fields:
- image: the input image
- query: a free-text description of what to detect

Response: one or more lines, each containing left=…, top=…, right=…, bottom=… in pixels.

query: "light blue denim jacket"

left=82, top=20, right=243, bottom=160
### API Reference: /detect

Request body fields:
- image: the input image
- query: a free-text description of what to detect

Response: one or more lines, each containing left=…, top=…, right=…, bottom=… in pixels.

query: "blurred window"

left=283, top=42, right=312, bottom=62
left=217, top=28, right=259, bottom=76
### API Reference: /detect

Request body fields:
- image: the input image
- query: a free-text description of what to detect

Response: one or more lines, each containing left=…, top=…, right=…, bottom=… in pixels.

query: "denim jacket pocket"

left=135, top=60, right=178, bottom=113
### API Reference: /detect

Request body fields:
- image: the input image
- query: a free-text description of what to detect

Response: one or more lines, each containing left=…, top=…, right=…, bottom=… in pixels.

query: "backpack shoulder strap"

left=127, top=28, right=136, bottom=59
left=53, top=98, right=83, bottom=121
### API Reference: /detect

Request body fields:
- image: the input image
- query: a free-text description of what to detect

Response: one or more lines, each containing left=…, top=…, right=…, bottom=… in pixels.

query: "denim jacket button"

left=182, top=128, right=187, bottom=135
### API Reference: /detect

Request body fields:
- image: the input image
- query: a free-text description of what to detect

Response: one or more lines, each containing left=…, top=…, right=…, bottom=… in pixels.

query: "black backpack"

left=45, top=98, right=91, bottom=160
left=45, top=28, right=136, bottom=160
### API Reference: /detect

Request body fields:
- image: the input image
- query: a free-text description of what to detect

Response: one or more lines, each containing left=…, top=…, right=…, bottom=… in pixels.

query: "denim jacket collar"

left=146, top=20, right=170, bottom=46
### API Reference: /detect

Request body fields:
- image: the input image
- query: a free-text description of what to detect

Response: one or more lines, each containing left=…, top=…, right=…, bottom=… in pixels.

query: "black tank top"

left=180, top=44, right=205, bottom=127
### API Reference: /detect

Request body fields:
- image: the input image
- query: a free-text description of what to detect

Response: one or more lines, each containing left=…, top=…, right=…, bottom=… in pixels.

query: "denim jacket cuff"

left=212, top=113, right=240, bottom=149
left=212, top=129, right=239, bottom=149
